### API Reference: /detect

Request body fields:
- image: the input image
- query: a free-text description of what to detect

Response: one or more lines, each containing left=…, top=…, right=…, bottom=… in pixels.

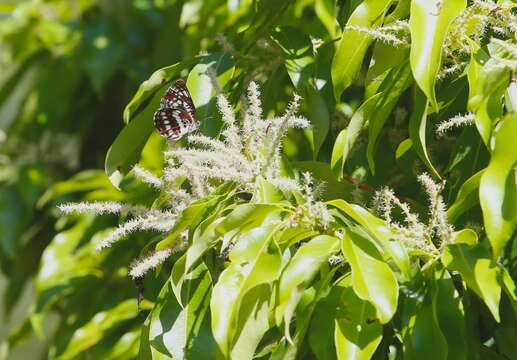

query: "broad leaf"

left=479, top=113, right=517, bottom=257
left=341, top=227, right=398, bottom=323
left=334, top=276, right=383, bottom=360
left=443, top=243, right=501, bottom=321
left=331, top=0, right=393, bottom=100
left=275, top=235, right=340, bottom=337
left=211, top=225, right=282, bottom=358
left=409, top=0, right=466, bottom=110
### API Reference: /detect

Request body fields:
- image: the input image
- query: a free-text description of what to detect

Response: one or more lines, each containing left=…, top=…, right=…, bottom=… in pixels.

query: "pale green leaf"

left=334, top=276, right=383, bottom=360
left=341, top=228, right=398, bottom=323
left=479, top=113, right=517, bottom=257
left=409, top=0, right=466, bottom=110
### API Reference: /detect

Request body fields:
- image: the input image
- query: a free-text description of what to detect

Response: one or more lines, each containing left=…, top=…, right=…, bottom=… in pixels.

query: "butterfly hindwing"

left=153, top=107, right=197, bottom=141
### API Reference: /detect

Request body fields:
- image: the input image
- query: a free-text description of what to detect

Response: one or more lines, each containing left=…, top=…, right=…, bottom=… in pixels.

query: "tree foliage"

left=1, top=0, right=517, bottom=359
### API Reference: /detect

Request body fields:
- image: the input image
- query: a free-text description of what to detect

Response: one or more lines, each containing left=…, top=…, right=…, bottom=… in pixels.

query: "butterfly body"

left=153, top=79, right=198, bottom=141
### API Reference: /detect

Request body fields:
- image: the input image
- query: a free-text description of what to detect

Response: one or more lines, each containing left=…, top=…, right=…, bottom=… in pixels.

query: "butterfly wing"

left=153, top=107, right=197, bottom=141
left=161, top=79, right=196, bottom=117
left=154, top=79, right=198, bottom=141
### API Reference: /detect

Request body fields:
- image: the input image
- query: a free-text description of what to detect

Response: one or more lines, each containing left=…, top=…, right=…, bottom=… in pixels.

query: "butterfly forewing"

left=154, top=79, right=198, bottom=141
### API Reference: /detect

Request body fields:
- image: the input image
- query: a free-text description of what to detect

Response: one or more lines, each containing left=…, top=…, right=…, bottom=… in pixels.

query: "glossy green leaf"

left=479, top=113, right=517, bottom=257
left=443, top=243, right=501, bottom=321
left=365, top=44, right=409, bottom=99
left=331, top=0, right=393, bottom=99
left=334, top=275, right=382, bottom=360
left=402, top=277, right=448, bottom=360
left=275, top=269, right=337, bottom=360
left=271, top=27, right=329, bottom=157
left=328, top=199, right=411, bottom=279
left=341, top=227, right=398, bottom=323
left=304, top=85, right=330, bottom=158
left=148, top=264, right=215, bottom=359
left=409, top=0, right=466, bottom=110
left=123, top=58, right=201, bottom=124
left=408, top=88, right=440, bottom=178
left=171, top=204, right=281, bottom=304
left=211, top=225, right=281, bottom=358
left=271, top=26, right=314, bottom=90
left=467, top=41, right=509, bottom=146
left=367, top=60, right=412, bottom=173
left=186, top=53, right=234, bottom=137
left=447, top=170, right=483, bottom=223
left=156, top=182, right=235, bottom=250
left=276, top=235, right=340, bottom=335
left=332, top=93, right=381, bottom=178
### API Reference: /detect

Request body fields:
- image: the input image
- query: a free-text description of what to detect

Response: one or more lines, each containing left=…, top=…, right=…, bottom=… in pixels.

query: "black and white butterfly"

left=153, top=79, right=198, bottom=141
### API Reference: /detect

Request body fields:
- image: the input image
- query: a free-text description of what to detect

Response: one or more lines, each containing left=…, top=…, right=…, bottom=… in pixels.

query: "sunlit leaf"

left=479, top=113, right=517, bottom=257
left=341, top=227, right=398, bottom=323
left=409, top=0, right=466, bottom=110
left=443, top=243, right=501, bottom=322
left=331, top=0, right=393, bottom=99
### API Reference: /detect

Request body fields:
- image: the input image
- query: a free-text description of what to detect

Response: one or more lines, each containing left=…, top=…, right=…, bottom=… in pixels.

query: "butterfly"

left=153, top=79, right=199, bottom=141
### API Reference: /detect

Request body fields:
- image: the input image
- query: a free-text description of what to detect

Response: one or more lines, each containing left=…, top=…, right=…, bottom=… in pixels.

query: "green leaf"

left=365, top=44, right=409, bottom=99
left=304, top=85, right=330, bottom=158
left=434, top=267, right=467, bottom=360
left=401, top=276, right=448, bottom=360
left=275, top=269, right=337, bottom=360
left=328, top=199, right=411, bottom=279
left=106, top=54, right=233, bottom=187
left=186, top=53, right=235, bottom=137
left=271, top=26, right=314, bottom=90
left=332, top=93, right=381, bottom=178
left=467, top=41, right=509, bottom=146
left=479, top=113, right=517, bottom=257
left=147, top=264, right=216, bottom=359
left=409, top=0, right=466, bottom=110
left=156, top=182, right=235, bottom=250
left=57, top=299, right=150, bottom=360
left=366, top=60, right=412, bottom=174
left=276, top=235, right=340, bottom=335
left=293, top=161, right=355, bottom=200
left=171, top=204, right=281, bottom=303
left=331, top=0, right=393, bottom=100
left=447, top=170, right=483, bottom=223
left=408, top=88, right=440, bottom=178
left=271, top=27, right=329, bottom=157
left=123, top=58, right=201, bottom=124
left=341, top=227, right=398, bottom=323
left=442, top=243, right=501, bottom=322
left=211, top=225, right=282, bottom=358
left=104, top=103, right=155, bottom=188
left=334, top=276, right=383, bottom=360
left=501, top=268, right=517, bottom=318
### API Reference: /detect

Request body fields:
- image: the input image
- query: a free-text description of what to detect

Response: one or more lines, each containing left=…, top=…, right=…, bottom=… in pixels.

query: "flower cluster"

left=372, top=173, right=454, bottom=256
left=59, top=81, right=310, bottom=278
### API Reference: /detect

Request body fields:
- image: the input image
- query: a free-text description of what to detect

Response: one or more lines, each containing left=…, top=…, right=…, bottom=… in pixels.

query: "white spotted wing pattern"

left=153, top=79, right=198, bottom=141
